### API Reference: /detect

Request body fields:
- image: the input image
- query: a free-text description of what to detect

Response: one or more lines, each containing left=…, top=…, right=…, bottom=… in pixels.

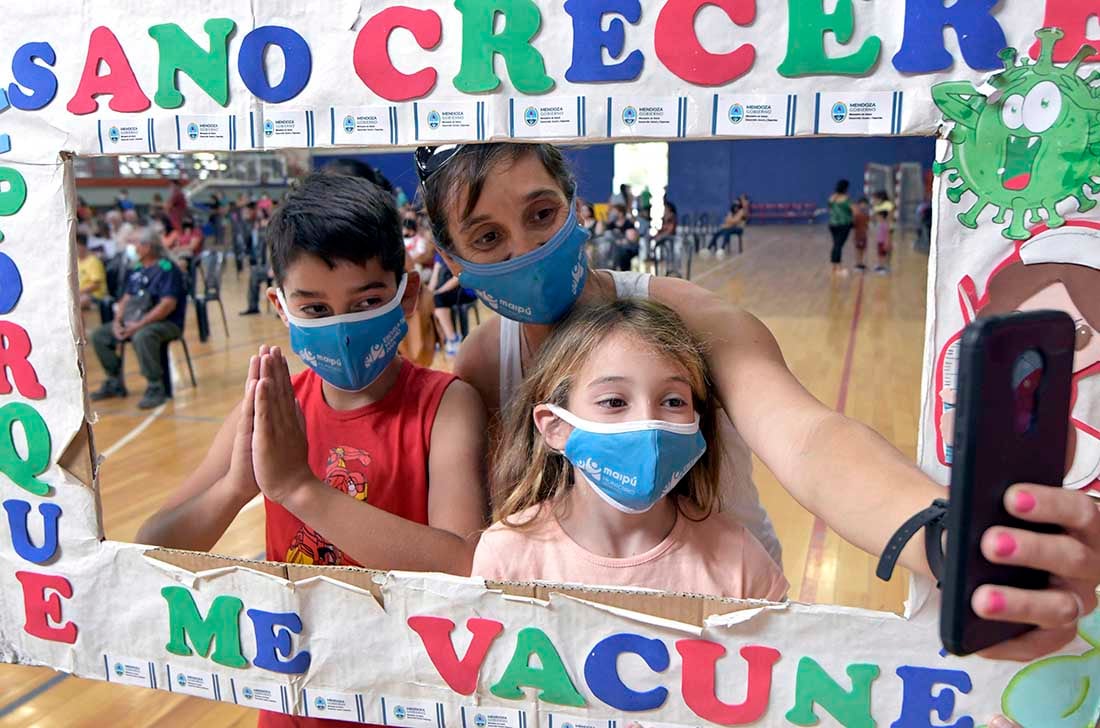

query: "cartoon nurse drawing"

left=936, top=221, right=1100, bottom=495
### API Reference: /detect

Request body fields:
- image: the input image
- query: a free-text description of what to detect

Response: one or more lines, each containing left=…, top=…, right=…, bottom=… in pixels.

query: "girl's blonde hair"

left=492, top=298, right=723, bottom=524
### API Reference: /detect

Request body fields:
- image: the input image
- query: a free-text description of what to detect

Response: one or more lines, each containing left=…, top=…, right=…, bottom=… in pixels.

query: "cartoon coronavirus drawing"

left=932, top=28, right=1100, bottom=240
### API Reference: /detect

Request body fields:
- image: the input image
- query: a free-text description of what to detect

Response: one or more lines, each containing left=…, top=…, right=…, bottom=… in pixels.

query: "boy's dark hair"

left=877, top=209, right=889, bottom=219
left=268, top=173, right=403, bottom=286
left=834, top=179, right=850, bottom=194
left=75, top=232, right=88, bottom=247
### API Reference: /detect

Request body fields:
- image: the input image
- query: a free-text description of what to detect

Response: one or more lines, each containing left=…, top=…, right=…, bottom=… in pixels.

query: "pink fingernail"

left=1014, top=491, right=1036, bottom=514
left=994, top=533, right=1017, bottom=558
left=986, top=590, right=1007, bottom=614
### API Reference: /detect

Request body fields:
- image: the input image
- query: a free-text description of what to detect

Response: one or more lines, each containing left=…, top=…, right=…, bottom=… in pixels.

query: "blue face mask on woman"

left=455, top=204, right=589, bottom=325
left=277, top=274, right=409, bottom=392
left=546, top=404, right=707, bottom=514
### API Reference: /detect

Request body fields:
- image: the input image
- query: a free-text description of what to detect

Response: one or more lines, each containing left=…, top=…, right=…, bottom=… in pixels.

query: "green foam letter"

left=453, top=0, right=553, bottom=94
left=0, top=403, right=51, bottom=497
left=786, top=657, right=879, bottom=728
left=778, top=0, right=881, bottom=77
left=148, top=18, right=235, bottom=108
left=490, top=627, right=585, bottom=706
left=161, top=586, right=248, bottom=668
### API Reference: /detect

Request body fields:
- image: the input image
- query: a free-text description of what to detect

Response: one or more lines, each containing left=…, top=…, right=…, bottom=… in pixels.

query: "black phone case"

left=940, top=310, right=1074, bottom=656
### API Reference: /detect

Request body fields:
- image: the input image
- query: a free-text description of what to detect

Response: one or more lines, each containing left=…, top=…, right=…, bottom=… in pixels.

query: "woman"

left=417, top=142, right=1099, bottom=663
left=828, top=180, right=854, bottom=275
left=709, top=193, right=749, bottom=257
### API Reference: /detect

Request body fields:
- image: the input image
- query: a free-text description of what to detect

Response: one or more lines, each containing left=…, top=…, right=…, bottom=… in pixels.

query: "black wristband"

left=876, top=499, right=949, bottom=587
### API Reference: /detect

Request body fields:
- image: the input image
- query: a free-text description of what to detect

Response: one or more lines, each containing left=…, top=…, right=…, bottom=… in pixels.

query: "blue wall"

left=667, top=136, right=936, bottom=217
left=312, top=145, right=615, bottom=209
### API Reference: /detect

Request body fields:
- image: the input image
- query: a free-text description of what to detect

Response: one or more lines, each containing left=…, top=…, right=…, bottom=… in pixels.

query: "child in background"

left=871, top=192, right=895, bottom=274
left=851, top=198, right=870, bottom=272
left=472, top=298, right=788, bottom=601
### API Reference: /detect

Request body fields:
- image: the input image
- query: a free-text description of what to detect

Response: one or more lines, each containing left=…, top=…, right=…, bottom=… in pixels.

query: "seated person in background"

left=89, top=227, right=186, bottom=409
left=658, top=201, right=678, bottom=238
left=76, top=232, right=107, bottom=310
left=615, top=226, right=640, bottom=271
left=240, top=217, right=272, bottom=317
left=708, top=194, right=749, bottom=257
left=577, top=200, right=597, bottom=238
left=473, top=298, right=788, bottom=601
left=428, top=254, right=478, bottom=357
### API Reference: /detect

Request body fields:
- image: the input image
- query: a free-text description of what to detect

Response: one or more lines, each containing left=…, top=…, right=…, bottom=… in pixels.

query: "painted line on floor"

left=0, top=672, right=70, bottom=719
left=101, top=403, right=168, bottom=459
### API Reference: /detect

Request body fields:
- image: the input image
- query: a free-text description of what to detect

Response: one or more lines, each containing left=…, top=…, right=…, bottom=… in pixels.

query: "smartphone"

left=940, top=310, right=1075, bottom=656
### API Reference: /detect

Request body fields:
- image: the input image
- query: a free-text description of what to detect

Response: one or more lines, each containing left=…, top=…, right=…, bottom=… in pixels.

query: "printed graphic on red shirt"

left=284, top=446, right=373, bottom=565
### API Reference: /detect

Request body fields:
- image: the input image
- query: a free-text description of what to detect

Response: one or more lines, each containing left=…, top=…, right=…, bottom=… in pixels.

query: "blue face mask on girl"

left=455, top=204, right=589, bottom=325
left=277, top=274, right=409, bottom=392
left=546, top=404, right=707, bottom=514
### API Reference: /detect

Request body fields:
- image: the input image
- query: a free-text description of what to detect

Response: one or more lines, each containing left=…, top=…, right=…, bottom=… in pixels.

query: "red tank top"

left=260, top=360, right=455, bottom=728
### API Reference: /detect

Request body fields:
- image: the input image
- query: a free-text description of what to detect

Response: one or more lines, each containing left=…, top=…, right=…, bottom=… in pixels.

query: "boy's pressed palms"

left=253, top=347, right=314, bottom=506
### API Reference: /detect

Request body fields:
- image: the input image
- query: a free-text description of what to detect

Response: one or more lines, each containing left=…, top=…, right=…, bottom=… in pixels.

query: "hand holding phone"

left=940, top=310, right=1075, bottom=656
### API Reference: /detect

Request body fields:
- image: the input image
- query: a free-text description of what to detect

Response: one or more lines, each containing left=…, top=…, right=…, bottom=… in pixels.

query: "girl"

left=473, top=298, right=788, bottom=601
left=416, top=142, right=1100, bottom=661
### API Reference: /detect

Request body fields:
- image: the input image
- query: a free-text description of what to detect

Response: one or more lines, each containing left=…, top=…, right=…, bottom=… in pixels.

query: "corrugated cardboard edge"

left=145, top=547, right=289, bottom=579
left=285, top=563, right=386, bottom=603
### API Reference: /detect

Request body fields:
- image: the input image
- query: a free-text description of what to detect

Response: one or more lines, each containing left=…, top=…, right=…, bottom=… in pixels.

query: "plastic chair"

left=450, top=298, right=481, bottom=339
left=118, top=336, right=196, bottom=398
left=195, top=250, right=229, bottom=339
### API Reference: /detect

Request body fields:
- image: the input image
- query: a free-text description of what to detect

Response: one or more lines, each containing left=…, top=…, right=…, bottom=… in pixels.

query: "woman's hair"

left=492, top=298, right=723, bottom=525
left=421, top=143, right=576, bottom=251
left=835, top=179, right=850, bottom=194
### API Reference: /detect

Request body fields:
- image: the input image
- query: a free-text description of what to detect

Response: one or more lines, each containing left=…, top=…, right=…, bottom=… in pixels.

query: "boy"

left=851, top=198, right=870, bottom=272
left=137, top=174, right=488, bottom=727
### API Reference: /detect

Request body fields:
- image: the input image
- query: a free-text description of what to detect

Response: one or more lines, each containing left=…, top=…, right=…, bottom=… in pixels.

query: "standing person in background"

left=167, top=178, right=188, bottom=232
left=851, top=198, right=871, bottom=272
left=620, top=184, right=634, bottom=216
left=827, top=180, right=853, bottom=276
left=116, top=188, right=134, bottom=212
left=871, top=191, right=895, bottom=275
left=639, top=185, right=653, bottom=220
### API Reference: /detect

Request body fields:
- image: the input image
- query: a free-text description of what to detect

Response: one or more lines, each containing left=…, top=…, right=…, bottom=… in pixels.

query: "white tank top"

left=498, top=270, right=783, bottom=566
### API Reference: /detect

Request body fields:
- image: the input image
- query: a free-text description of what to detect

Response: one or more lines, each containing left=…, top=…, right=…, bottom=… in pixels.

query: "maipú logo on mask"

left=363, top=344, right=387, bottom=366
left=300, top=348, right=342, bottom=369
left=579, top=457, right=638, bottom=487
left=476, top=290, right=533, bottom=317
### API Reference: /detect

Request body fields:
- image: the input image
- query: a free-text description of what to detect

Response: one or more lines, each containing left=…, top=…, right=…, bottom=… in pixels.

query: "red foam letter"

left=66, top=26, right=151, bottom=114
left=654, top=0, right=756, bottom=85
left=0, top=322, right=46, bottom=399
left=353, top=7, right=442, bottom=102
left=15, top=571, right=78, bottom=644
left=676, top=641, right=780, bottom=725
left=408, top=616, right=504, bottom=695
left=1029, top=1, right=1100, bottom=62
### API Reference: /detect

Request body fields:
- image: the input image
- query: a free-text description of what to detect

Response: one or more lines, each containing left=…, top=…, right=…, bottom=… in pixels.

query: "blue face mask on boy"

left=277, top=274, right=409, bottom=392
left=455, top=204, right=589, bottom=325
left=546, top=404, right=707, bottom=514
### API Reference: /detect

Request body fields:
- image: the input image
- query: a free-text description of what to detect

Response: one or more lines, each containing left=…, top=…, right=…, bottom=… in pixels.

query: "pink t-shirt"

left=472, top=501, right=788, bottom=601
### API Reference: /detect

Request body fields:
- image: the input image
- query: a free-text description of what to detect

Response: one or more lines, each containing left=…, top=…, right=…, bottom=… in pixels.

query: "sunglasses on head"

left=415, top=145, right=464, bottom=184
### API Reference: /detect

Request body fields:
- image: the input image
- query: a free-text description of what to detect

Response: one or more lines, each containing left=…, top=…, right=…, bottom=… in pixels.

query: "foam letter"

left=0, top=253, right=23, bottom=311
left=4, top=500, right=61, bottom=564
left=9, top=43, right=58, bottom=111
left=786, top=657, right=879, bottom=728
left=408, top=616, right=504, bottom=695
left=148, top=19, right=235, bottom=109
left=1030, top=1, right=1100, bottom=62
left=655, top=0, right=756, bottom=85
left=0, top=322, right=46, bottom=399
left=676, top=641, right=780, bottom=725
left=777, top=0, right=881, bottom=77
left=0, top=167, right=28, bottom=245
left=891, top=666, right=974, bottom=728
left=15, top=571, right=77, bottom=643
left=161, top=586, right=248, bottom=669
left=453, top=0, right=554, bottom=94
left=584, top=633, right=669, bottom=711
left=564, top=0, right=644, bottom=83
left=892, top=0, right=1005, bottom=73
left=353, top=7, right=441, bottom=102
left=247, top=609, right=311, bottom=674
left=490, top=627, right=585, bottom=706
left=237, top=26, right=312, bottom=103
left=0, top=403, right=51, bottom=497
left=66, top=27, right=150, bottom=114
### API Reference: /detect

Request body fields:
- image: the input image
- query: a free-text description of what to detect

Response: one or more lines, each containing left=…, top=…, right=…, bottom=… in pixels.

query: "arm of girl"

left=650, top=276, right=1100, bottom=660
left=252, top=349, right=486, bottom=575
